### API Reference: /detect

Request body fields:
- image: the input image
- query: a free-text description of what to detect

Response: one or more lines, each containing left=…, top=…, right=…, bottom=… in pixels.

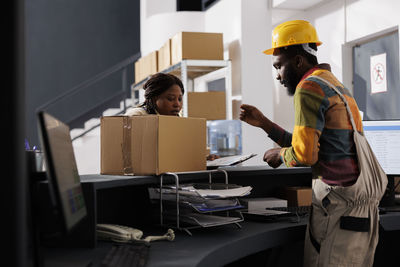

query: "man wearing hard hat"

left=240, top=20, right=386, bottom=267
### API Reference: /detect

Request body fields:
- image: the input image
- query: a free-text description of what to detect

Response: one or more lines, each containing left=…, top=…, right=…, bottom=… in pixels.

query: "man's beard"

left=284, top=64, right=301, bottom=96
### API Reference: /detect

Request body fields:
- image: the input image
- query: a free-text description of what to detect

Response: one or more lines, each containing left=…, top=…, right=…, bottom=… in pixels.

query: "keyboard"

left=267, top=206, right=311, bottom=216
left=101, top=243, right=149, bottom=267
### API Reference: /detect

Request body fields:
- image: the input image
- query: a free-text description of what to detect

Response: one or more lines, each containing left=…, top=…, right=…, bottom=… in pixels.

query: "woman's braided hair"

left=139, top=73, right=184, bottom=114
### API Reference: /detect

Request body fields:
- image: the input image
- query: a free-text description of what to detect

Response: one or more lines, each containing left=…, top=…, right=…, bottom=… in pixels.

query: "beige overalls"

left=303, top=76, right=388, bottom=267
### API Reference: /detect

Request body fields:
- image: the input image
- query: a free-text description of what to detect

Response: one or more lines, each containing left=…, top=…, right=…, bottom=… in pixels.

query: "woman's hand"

left=263, top=147, right=283, bottom=168
left=239, top=104, right=267, bottom=128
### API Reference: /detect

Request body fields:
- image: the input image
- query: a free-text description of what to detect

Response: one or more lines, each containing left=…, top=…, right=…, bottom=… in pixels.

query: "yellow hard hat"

left=263, top=20, right=322, bottom=55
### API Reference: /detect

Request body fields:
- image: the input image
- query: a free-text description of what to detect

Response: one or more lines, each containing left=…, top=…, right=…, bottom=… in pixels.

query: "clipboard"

left=207, top=153, right=257, bottom=168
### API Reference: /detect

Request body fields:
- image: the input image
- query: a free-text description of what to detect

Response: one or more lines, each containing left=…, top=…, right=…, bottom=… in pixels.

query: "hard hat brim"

left=263, top=48, right=274, bottom=55
left=263, top=41, right=322, bottom=55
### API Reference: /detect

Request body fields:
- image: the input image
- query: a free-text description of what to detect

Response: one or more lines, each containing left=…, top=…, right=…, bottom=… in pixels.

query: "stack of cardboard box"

left=134, top=31, right=224, bottom=83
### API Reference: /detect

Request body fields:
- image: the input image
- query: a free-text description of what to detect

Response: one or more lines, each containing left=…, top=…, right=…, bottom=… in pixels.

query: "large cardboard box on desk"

left=171, top=32, right=223, bottom=65
left=100, top=115, right=207, bottom=175
left=188, top=92, right=226, bottom=120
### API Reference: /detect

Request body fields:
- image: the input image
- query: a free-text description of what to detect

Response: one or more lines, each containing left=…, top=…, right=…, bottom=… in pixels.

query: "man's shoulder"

left=299, top=69, right=344, bottom=97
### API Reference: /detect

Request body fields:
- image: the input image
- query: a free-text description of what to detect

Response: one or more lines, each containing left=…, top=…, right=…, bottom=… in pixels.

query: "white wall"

left=140, top=12, right=205, bottom=56
left=205, top=0, right=274, bottom=165
left=239, top=0, right=274, bottom=164
left=73, top=128, right=100, bottom=174
left=140, top=0, right=205, bottom=56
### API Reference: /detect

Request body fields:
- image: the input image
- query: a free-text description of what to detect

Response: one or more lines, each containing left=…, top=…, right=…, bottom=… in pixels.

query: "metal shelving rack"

left=131, top=59, right=233, bottom=119
left=158, top=169, right=244, bottom=236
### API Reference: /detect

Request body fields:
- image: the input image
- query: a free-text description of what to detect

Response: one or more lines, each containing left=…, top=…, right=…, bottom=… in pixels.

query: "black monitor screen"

left=37, top=111, right=87, bottom=232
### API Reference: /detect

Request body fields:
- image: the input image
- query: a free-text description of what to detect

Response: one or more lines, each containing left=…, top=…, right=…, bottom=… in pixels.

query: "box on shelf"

left=100, top=115, right=206, bottom=175
left=158, top=39, right=172, bottom=71
left=141, top=51, right=158, bottom=81
left=283, top=186, right=312, bottom=207
left=171, top=32, right=223, bottom=65
left=134, top=58, right=142, bottom=83
left=135, top=51, right=158, bottom=83
left=240, top=197, right=287, bottom=212
left=188, top=92, right=226, bottom=120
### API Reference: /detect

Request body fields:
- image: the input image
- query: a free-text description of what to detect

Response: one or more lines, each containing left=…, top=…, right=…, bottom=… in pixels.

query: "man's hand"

left=207, top=154, right=220, bottom=161
left=263, top=147, right=283, bottom=168
left=239, top=104, right=267, bottom=128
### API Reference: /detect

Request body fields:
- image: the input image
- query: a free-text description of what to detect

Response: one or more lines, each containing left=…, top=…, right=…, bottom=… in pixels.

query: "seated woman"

left=125, top=72, right=219, bottom=161
left=125, top=72, right=183, bottom=116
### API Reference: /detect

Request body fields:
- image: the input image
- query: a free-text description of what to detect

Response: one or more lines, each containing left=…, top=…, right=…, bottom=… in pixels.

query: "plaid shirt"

left=269, top=65, right=363, bottom=186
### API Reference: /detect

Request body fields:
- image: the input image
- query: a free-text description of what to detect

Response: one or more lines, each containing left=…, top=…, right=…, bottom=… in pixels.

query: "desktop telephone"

left=96, top=224, right=175, bottom=244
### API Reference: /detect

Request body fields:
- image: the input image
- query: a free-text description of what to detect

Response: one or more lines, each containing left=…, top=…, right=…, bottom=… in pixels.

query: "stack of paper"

left=149, top=185, right=252, bottom=199
left=148, top=183, right=252, bottom=213
left=178, top=213, right=242, bottom=227
left=195, top=186, right=252, bottom=198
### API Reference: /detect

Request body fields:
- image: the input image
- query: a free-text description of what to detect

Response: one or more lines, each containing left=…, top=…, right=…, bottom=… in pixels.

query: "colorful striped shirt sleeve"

left=268, top=122, right=292, bottom=147
left=281, top=79, right=326, bottom=167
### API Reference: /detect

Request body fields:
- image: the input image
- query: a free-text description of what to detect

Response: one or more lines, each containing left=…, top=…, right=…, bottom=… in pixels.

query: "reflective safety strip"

left=340, top=216, right=370, bottom=232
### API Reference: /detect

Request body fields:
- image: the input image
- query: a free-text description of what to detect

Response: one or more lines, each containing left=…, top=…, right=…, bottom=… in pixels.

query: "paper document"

left=207, top=153, right=257, bottom=167
left=148, top=185, right=252, bottom=199
left=179, top=213, right=242, bottom=227
left=195, top=186, right=252, bottom=198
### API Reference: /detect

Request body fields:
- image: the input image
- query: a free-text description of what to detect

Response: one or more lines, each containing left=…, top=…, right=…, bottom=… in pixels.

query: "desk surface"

left=80, top=166, right=312, bottom=189
left=44, top=164, right=400, bottom=267
left=44, top=218, right=308, bottom=267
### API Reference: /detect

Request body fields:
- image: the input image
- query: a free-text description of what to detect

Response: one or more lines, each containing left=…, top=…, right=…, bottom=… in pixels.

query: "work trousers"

left=303, top=178, right=383, bottom=267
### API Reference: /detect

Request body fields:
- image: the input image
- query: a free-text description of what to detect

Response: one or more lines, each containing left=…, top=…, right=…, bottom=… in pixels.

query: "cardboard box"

left=158, top=39, right=172, bottom=71
left=284, top=187, right=312, bottom=207
left=101, top=115, right=206, bottom=175
left=135, top=51, right=159, bottom=83
left=142, top=51, right=158, bottom=80
left=134, top=58, right=143, bottom=83
left=171, top=32, right=223, bottom=65
left=188, top=92, right=226, bottom=120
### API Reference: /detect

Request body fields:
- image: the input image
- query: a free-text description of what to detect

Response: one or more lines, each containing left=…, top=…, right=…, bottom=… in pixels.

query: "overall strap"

left=310, top=76, right=358, bottom=132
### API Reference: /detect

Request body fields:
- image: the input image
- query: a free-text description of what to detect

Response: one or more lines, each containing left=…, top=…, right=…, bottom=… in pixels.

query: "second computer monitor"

left=37, top=111, right=87, bottom=233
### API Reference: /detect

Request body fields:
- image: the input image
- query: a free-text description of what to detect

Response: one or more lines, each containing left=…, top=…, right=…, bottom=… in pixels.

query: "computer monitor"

left=37, top=111, right=87, bottom=233
left=362, top=120, right=400, bottom=176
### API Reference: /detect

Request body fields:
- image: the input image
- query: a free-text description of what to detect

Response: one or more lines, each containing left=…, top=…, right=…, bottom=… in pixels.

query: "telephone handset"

left=96, top=224, right=175, bottom=243
left=97, top=224, right=144, bottom=243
